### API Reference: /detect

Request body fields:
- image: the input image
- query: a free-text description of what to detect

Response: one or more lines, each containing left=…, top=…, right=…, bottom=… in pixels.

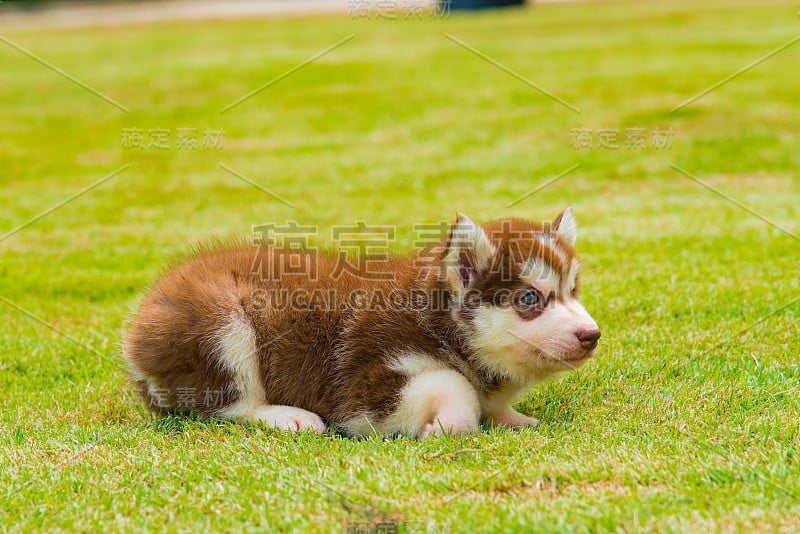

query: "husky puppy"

left=123, top=208, right=600, bottom=438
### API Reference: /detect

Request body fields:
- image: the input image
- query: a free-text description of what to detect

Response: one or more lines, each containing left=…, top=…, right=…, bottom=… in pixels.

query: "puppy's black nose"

left=576, top=329, right=601, bottom=350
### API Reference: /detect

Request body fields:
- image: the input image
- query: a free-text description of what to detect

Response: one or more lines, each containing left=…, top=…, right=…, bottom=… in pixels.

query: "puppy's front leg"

left=485, top=405, right=539, bottom=429
left=390, top=368, right=481, bottom=439
left=421, top=402, right=480, bottom=440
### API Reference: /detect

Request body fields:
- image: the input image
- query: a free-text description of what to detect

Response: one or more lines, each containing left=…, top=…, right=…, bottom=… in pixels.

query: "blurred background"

left=2, top=0, right=535, bottom=27
left=1, top=0, right=798, bottom=531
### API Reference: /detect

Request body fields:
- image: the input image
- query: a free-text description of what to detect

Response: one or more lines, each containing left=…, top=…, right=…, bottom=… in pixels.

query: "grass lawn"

left=1, top=0, right=799, bottom=531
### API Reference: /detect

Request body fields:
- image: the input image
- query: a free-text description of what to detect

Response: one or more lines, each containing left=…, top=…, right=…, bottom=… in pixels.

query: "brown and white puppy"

left=123, top=208, right=600, bottom=438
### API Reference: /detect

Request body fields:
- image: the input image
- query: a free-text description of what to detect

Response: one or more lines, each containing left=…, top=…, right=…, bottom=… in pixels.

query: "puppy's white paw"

left=505, top=414, right=540, bottom=429
left=250, top=405, right=325, bottom=433
left=488, top=409, right=540, bottom=429
left=420, top=418, right=479, bottom=440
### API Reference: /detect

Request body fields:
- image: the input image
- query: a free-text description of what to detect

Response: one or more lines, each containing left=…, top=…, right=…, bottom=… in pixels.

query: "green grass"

left=1, top=0, right=799, bottom=531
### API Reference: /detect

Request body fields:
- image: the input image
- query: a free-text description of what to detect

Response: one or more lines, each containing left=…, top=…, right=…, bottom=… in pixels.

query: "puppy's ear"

left=552, top=206, right=577, bottom=246
left=443, top=213, right=493, bottom=291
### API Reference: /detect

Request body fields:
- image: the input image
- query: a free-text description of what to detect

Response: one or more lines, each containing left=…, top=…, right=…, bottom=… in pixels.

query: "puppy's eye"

left=520, top=290, right=542, bottom=307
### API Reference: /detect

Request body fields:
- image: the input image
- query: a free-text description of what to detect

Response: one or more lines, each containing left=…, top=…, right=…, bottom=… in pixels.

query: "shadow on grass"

left=135, top=411, right=560, bottom=442
left=126, top=373, right=608, bottom=439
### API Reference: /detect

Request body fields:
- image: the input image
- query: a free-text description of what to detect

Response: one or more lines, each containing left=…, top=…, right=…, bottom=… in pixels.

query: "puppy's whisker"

left=505, top=330, right=579, bottom=371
